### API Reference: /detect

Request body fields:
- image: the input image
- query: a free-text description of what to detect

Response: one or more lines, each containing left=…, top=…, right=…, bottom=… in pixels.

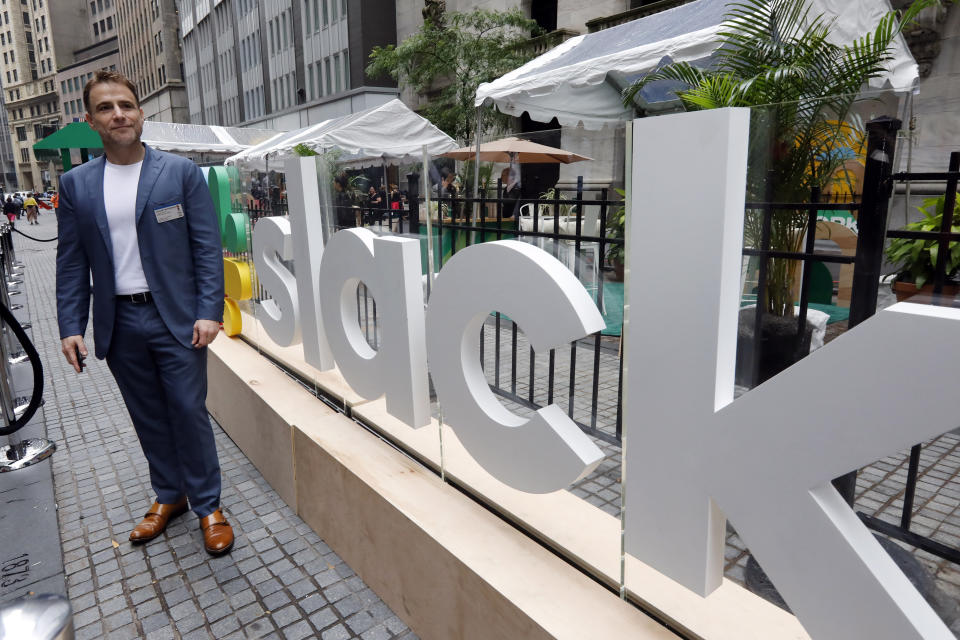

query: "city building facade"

left=177, top=0, right=398, bottom=131
left=0, top=0, right=91, bottom=192
left=116, top=0, right=188, bottom=122
left=0, top=89, right=17, bottom=190
left=57, top=37, right=119, bottom=125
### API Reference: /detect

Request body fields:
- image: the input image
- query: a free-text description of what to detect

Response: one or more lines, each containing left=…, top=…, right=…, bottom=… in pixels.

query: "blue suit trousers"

left=106, top=299, right=221, bottom=517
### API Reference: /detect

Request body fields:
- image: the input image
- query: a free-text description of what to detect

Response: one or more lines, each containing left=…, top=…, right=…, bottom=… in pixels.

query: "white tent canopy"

left=225, top=99, right=458, bottom=170
left=475, top=0, right=919, bottom=129
left=141, top=121, right=278, bottom=154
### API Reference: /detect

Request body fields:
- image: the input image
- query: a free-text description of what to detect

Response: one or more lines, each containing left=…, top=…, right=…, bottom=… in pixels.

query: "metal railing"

left=856, top=149, right=960, bottom=564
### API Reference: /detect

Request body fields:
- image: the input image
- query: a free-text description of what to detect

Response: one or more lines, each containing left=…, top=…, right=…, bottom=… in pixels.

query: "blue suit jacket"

left=56, top=145, right=224, bottom=359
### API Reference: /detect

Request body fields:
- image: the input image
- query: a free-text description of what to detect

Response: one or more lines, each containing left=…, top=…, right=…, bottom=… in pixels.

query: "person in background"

left=3, top=196, right=16, bottom=225
left=367, top=185, right=383, bottom=207
left=12, top=193, right=23, bottom=219
left=500, top=167, right=521, bottom=219
left=24, top=193, right=38, bottom=225
left=389, top=184, right=402, bottom=211
left=334, top=175, right=355, bottom=229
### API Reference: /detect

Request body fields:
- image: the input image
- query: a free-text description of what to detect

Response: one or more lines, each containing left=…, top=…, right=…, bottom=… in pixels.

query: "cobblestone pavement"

left=18, top=214, right=415, bottom=640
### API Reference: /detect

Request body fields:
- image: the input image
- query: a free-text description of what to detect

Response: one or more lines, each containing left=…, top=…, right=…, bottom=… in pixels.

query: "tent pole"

left=60, top=149, right=72, bottom=172
left=383, top=163, right=390, bottom=232
left=422, top=145, right=435, bottom=298
left=471, top=106, right=483, bottom=243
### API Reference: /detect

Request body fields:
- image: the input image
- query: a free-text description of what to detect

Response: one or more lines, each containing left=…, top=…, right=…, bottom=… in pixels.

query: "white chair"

left=558, top=206, right=601, bottom=298
left=518, top=203, right=554, bottom=251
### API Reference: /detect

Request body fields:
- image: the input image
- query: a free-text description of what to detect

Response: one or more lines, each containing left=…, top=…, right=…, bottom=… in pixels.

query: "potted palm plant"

left=623, top=0, right=941, bottom=383
left=886, top=193, right=960, bottom=300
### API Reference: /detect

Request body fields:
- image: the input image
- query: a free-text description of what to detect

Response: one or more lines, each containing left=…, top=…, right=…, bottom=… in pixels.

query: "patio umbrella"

left=440, top=137, right=592, bottom=163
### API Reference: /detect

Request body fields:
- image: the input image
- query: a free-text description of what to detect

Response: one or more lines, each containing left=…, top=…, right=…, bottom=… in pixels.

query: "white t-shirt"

left=103, top=159, right=150, bottom=295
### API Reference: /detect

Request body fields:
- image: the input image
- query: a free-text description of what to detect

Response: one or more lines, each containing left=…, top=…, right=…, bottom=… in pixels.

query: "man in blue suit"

left=56, top=71, right=233, bottom=555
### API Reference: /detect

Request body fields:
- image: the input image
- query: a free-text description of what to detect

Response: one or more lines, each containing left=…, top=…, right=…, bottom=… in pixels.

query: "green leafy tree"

left=623, top=0, right=943, bottom=317
left=366, top=8, right=540, bottom=142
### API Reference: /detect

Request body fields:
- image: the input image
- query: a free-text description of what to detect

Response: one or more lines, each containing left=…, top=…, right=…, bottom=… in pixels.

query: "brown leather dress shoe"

left=200, top=509, right=234, bottom=555
left=129, top=497, right=189, bottom=543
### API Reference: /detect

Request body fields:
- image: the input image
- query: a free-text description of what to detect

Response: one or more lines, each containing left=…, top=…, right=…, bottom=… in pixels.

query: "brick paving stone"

left=14, top=216, right=414, bottom=640
left=322, top=623, right=353, bottom=640
left=309, top=606, right=339, bottom=630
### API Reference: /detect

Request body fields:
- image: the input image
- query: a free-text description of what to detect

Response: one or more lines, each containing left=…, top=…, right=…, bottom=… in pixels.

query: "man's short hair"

left=83, top=70, right=139, bottom=114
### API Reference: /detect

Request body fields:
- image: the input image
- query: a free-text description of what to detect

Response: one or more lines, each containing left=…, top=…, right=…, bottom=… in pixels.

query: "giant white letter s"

left=252, top=216, right=300, bottom=346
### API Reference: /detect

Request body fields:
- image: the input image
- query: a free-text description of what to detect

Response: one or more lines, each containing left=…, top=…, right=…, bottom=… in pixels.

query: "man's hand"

left=192, top=319, right=220, bottom=348
left=61, top=335, right=88, bottom=373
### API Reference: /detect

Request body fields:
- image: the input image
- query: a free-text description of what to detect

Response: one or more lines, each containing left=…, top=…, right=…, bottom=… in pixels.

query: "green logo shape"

left=224, top=212, right=248, bottom=253
left=207, top=166, right=233, bottom=242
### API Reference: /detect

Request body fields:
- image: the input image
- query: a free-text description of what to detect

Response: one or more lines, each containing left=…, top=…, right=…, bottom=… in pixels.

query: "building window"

left=322, top=0, right=328, bottom=26
left=106, top=15, right=111, bottom=30
left=330, top=0, right=337, bottom=21
left=20, top=148, right=28, bottom=163
left=324, top=57, right=331, bottom=95
left=281, top=12, right=287, bottom=49
left=333, top=53, right=341, bottom=93
left=93, top=22, right=98, bottom=35
left=15, top=126, right=25, bottom=141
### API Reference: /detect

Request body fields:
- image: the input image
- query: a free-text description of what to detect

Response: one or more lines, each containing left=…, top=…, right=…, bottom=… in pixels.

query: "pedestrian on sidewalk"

left=3, top=196, right=16, bottom=225
left=55, top=70, right=233, bottom=555
left=24, top=193, right=37, bottom=224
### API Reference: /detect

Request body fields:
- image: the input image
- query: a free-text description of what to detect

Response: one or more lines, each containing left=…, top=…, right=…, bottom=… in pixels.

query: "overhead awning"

left=33, top=121, right=279, bottom=154
left=225, top=99, right=458, bottom=170
left=141, top=122, right=279, bottom=154
left=32, top=121, right=103, bottom=150
left=475, top=0, right=919, bottom=129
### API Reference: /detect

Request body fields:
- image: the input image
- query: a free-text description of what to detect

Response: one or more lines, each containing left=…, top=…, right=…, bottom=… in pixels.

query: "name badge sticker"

left=155, top=203, right=184, bottom=223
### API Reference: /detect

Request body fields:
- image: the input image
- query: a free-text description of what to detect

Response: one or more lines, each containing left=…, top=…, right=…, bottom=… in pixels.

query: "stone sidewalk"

left=14, top=213, right=416, bottom=640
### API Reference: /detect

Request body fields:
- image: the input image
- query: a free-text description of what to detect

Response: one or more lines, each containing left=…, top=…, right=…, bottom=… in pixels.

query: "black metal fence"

left=343, top=177, right=626, bottom=445
left=855, top=147, right=960, bottom=564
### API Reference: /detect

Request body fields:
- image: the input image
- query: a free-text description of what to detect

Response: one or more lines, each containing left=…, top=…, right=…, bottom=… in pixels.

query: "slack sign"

left=223, top=109, right=960, bottom=639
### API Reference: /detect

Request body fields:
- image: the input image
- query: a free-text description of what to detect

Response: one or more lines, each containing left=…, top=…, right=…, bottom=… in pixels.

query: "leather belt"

left=116, top=291, right=153, bottom=304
